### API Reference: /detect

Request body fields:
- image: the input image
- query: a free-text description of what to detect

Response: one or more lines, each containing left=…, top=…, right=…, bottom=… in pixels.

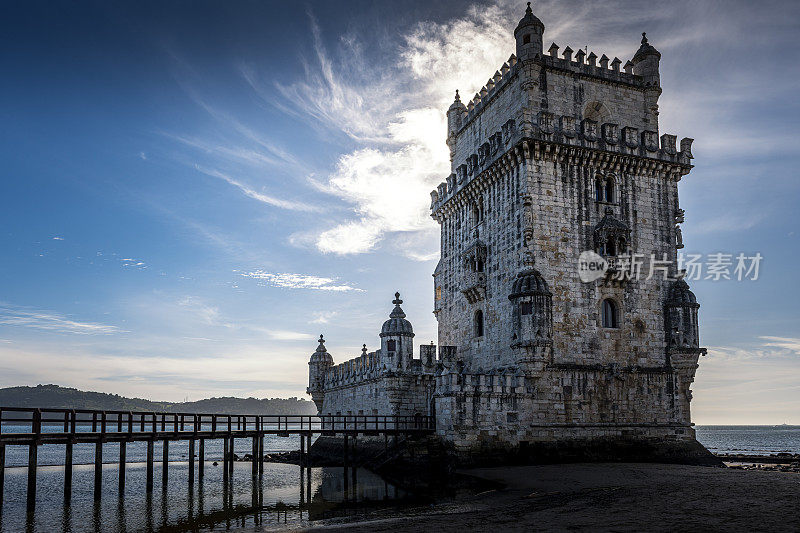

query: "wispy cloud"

left=193, top=165, right=317, bottom=212
left=0, top=303, right=122, bottom=335
left=759, top=336, right=800, bottom=355
left=120, top=257, right=147, bottom=269
left=52, top=236, right=64, bottom=241
left=258, top=6, right=518, bottom=257
left=310, top=311, right=338, bottom=324
left=238, top=270, right=363, bottom=292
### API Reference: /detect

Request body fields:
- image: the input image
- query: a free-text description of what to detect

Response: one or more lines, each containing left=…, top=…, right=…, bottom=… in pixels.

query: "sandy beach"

left=276, top=463, right=800, bottom=532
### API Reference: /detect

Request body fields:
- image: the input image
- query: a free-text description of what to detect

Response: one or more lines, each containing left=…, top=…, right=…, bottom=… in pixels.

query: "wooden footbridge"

left=0, top=407, right=435, bottom=515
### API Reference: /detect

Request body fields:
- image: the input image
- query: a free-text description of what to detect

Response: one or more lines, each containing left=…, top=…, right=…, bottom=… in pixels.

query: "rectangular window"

left=520, top=302, right=533, bottom=315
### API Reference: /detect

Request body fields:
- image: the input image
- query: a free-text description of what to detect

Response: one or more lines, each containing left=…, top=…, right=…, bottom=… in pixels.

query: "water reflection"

left=1, top=459, right=433, bottom=532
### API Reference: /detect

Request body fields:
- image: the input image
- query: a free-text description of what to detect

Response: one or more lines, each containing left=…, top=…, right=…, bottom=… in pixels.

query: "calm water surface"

left=0, top=428, right=422, bottom=533
left=1, top=426, right=797, bottom=531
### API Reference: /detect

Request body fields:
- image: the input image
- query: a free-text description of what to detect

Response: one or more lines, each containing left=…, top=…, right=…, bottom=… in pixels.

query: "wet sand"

left=296, top=463, right=800, bottom=532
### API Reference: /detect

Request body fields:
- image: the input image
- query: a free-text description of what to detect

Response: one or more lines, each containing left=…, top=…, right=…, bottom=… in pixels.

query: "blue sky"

left=0, top=0, right=797, bottom=423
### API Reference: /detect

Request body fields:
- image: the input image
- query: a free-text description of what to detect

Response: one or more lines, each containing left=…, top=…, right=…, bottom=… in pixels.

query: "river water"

left=0, top=426, right=797, bottom=532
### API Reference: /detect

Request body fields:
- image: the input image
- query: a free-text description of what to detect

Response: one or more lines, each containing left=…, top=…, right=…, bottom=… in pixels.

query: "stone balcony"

left=461, top=271, right=487, bottom=303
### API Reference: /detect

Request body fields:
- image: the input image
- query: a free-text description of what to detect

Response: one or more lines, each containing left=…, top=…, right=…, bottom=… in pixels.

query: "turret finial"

left=454, top=89, right=460, bottom=102
left=362, top=343, right=367, bottom=355
left=641, top=32, right=648, bottom=44
left=315, top=334, right=327, bottom=353
left=526, top=1, right=532, bottom=14
left=393, top=292, right=402, bottom=305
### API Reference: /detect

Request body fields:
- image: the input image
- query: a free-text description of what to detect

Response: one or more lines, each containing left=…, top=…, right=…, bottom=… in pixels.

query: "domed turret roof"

left=380, top=292, right=414, bottom=337
left=668, top=278, right=698, bottom=307
left=632, top=32, right=661, bottom=63
left=448, top=90, right=466, bottom=112
left=514, top=2, right=545, bottom=38
left=309, top=334, right=333, bottom=364
left=509, top=267, right=551, bottom=299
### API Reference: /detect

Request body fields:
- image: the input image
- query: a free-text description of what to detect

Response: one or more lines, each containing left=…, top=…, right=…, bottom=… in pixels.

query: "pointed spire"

left=641, top=32, right=648, bottom=45
left=315, top=334, right=327, bottom=352
left=362, top=344, right=368, bottom=356
left=454, top=89, right=460, bottom=102
left=390, top=292, right=406, bottom=318
left=548, top=42, right=559, bottom=57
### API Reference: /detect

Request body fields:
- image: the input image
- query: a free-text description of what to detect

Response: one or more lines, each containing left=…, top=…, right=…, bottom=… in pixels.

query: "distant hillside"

left=0, top=385, right=317, bottom=415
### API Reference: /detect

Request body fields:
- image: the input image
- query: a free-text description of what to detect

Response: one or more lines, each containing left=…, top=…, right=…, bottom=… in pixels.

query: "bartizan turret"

left=380, top=292, right=415, bottom=372
left=632, top=32, right=662, bottom=127
left=307, top=334, right=333, bottom=413
left=514, top=2, right=544, bottom=61
left=447, top=90, right=466, bottom=162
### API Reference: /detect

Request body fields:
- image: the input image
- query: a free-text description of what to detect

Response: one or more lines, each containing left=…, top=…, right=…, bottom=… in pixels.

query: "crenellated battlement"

left=430, top=115, right=694, bottom=214
left=542, top=42, right=640, bottom=85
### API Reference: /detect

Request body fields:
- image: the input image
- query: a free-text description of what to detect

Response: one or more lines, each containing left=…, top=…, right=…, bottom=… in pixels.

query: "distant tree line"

left=0, top=384, right=318, bottom=415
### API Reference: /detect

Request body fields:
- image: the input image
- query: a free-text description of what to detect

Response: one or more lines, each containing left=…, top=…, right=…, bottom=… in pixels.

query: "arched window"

left=523, top=34, right=531, bottom=45
left=520, top=301, right=533, bottom=316
left=595, top=179, right=604, bottom=202
left=604, top=180, right=614, bottom=203
left=601, top=299, right=619, bottom=329
left=386, top=339, right=396, bottom=352
left=474, top=310, right=484, bottom=337
left=606, top=239, right=616, bottom=257
left=471, top=201, right=483, bottom=226
left=618, top=238, right=627, bottom=254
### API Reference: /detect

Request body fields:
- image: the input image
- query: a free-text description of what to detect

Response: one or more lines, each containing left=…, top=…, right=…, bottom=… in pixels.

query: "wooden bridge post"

left=0, top=443, right=5, bottom=512
left=228, top=436, right=234, bottom=479
left=119, top=441, right=127, bottom=494
left=146, top=439, right=154, bottom=492
left=258, top=432, right=264, bottom=477
left=198, top=438, right=205, bottom=482
left=64, top=441, right=73, bottom=502
left=162, top=440, right=169, bottom=489
left=223, top=437, right=229, bottom=484
left=94, top=441, right=103, bottom=500
left=27, top=443, right=37, bottom=513
left=300, top=433, right=305, bottom=467
left=27, top=408, right=41, bottom=513
left=251, top=435, right=258, bottom=479
left=307, top=434, right=312, bottom=467
left=188, top=438, right=195, bottom=485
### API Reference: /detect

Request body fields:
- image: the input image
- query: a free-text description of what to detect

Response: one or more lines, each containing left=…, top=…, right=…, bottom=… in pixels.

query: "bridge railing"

left=0, top=407, right=435, bottom=441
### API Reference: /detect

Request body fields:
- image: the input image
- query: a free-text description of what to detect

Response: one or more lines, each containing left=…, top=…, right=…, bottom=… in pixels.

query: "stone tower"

left=429, top=3, right=705, bottom=452
left=308, top=4, right=708, bottom=460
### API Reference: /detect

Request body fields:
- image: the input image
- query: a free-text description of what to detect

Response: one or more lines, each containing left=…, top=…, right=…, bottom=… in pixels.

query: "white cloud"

left=52, top=236, right=64, bottom=241
left=310, top=311, right=338, bottom=324
left=120, top=257, right=147, bottom=269
left=0, top=303, right=122, bottom=335
left=193, top=165, right=317, bottom=212
left=759, top=336, right=800, bottom=355
left=238, top=270, right=364, bottom=292
left=265, top=6, right=517, bottom=257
